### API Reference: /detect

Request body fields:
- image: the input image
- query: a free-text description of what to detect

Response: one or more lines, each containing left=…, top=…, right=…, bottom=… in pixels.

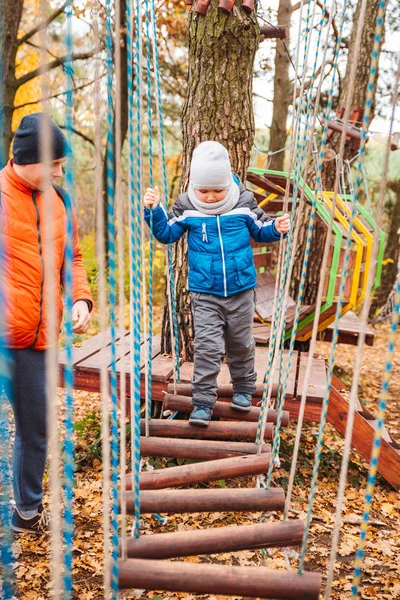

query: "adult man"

left=0, top=113, right=93, bottom=534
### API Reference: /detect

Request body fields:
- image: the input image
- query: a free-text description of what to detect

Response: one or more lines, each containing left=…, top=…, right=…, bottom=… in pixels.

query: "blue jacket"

left=144, top=180, right=281, bottom=297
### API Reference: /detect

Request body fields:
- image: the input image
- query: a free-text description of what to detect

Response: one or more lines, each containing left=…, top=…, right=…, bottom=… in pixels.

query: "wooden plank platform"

left=253, top=310, right=375, bottom=347
left=59, top=331, right=398, bottom=489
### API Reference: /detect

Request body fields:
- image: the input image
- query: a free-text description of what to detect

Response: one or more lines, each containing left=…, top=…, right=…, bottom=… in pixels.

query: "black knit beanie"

left=13, top=113, right=68, bottom=165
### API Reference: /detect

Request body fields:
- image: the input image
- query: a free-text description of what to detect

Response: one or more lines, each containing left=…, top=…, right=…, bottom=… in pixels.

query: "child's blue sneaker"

left=189, top=405, right=213, bottom=426
left=231, top=393, right=252, bottom=412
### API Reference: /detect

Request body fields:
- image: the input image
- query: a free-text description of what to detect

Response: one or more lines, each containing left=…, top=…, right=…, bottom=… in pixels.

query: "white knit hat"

left=189, top=141, right=233, bottom=190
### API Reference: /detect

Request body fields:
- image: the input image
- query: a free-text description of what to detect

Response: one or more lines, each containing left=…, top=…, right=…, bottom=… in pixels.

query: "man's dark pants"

left=8, top=348, right=47, bottom=512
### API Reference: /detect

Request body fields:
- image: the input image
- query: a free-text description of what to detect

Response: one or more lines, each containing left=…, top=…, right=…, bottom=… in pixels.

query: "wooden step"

left=123, top=520, right=304, bottom=559
left=128, top=453, right=271, bottom=490
left=118, top=558, right=321, bottom=599
left=140, top=419, right=273, bottom=441
left=140, top=437, right=271, bottom=460
left=130, top=487, right=286, bottom=514
left=163, top=393, right=289, bottom=426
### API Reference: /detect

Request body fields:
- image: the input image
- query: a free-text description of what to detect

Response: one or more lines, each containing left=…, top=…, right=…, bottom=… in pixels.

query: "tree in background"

left=161, top=0, right=259, bottom=358
left=268, top=0, right=292, bottom=171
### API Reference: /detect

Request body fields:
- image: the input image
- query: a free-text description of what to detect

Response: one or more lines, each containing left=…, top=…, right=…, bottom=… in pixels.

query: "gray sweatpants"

left=191, top=288, right=257, bottom=408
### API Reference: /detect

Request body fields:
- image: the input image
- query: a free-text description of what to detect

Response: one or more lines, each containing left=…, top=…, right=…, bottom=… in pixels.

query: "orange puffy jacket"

left=0, top=160, right=93, bottom=350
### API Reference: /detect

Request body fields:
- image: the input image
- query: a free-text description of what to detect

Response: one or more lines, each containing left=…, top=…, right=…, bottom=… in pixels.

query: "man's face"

left=17, top=158, right=65, bottom=190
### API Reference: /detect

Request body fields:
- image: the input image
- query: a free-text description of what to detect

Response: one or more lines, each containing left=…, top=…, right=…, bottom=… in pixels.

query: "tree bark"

left=370, top=181, right=400, bottom=315
left=268, top=0, right=292, bottom=171
left=162, top=0, right=259, bottom=359
left=102, top=0, right=129, bottom=255
left=0, top=0, right=24, bottom=167
left=290, top=0, right=386, bottom=305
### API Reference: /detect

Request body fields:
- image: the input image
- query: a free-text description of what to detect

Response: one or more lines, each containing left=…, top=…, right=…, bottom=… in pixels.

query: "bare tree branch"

left=25, top=40, right=60, bottom=61
left=16, top=48, right=101, bottom=89
left=59, top=125, right=95, bottom=147
left=13, top=72, right=106, bottom=109
left=17, top=1, right=68, bottom=47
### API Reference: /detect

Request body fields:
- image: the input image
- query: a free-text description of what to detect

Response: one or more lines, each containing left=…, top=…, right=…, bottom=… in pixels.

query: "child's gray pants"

left=191, top=288, right=257, bottom=408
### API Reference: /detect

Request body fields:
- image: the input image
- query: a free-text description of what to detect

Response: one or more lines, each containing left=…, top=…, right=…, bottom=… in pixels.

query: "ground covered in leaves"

left=6, top=324, right=400, bottom=599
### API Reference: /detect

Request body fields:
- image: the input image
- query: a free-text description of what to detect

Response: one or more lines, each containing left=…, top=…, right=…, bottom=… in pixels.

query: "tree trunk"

left=290, top=0, right=385, bottom=304
left=102, top=0, right=129, bottom=255
left=370, top=181, right=400, bottom=315
left=162, top=1, right=259, bottom=360
left=268, top=0, right=292, bottom=172
left=0, top=0, right=24, bottom=166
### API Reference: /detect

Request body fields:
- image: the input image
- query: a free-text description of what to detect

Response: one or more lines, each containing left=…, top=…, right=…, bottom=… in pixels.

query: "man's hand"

left=72, top=300, right=91, bottom=334
left=274, top=213, right=290, bottom=235
left=144, top=186, right=160, bottom=209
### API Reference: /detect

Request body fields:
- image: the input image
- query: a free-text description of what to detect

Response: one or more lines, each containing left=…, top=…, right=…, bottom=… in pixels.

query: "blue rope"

left=105, top=0, right=119, bottom=592
left=255, top=0, right=314, bottom=445
left=351, top=268, right=400, bottom=598
left=150, top=0, right=181, bottom=383
left=144, top=0, right=154, bottom=414
left=62, top=4, right=76, bottom=596
left=299, top=0, right=386, bottom=573
left=0, top=16, right=14, bottom=597
left=129, top=0, right=142, bottom=539
left=266, top=0, right=343, bottom=488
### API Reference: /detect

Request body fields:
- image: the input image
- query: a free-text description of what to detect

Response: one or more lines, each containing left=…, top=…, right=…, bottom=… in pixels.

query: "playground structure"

left=247, top=168, right=385, bottom=343
left=1, top=0, right=400, bottom=598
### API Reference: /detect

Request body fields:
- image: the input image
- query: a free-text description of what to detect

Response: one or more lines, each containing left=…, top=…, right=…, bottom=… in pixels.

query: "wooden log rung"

left=140, top=419, right=273, bottom=441
left=118, top=558, right=321, bottom=600
left=140, top=436, right=271, bottom=460
left=164, top=393, right=289, bottom=427
left=127, top=487, right=286, bottom=514
left=124, top=520, right=304, bottom=559
left=127, top=453, right=270, bottom=491
left=167, top=382, right=276, bottom=399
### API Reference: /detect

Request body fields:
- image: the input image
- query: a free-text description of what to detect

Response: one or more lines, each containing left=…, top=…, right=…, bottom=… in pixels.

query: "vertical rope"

left=105, top=0, right=119, bottom=593
left=114, top=0, right=129, bottom=563
left=144, top=0, right=154, bottom=420
left=91, top=1, right=112, bottom=594
left=283, top=0, right=348, bottom=521
left=298, top=0, right=372, bottom=572
left=350, top=53, right=400, bottom=600
left=38, top=2, right=63, bottom=595
left=0, top=13, right=14, bottom=596
left=62, top=4, right=76, bottom=597
left=324, top=10, right=392, bottom=593
left=150, top=0, right=181, bottom=387
left=266, top=0, right=338, bottom=489
left=131, top=0, right=143, bottom=536
left=255, top=0, right=310, bottom=448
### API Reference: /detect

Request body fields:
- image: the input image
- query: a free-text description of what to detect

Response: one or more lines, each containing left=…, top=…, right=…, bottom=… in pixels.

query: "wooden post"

left=124, top=520, right=304, bottom=559
left=163, top=393, right=289, bottom=426
left=129, top=487, right=286, bottom=514
left=260, top=25, right=288, bottom=39
left=128, top=453, right=270, bottom=490
left=118, top=559, right=322, bottom=599
left=140, top=436, right=271, bottom=460
left=140, top=419, right=273, bottom=441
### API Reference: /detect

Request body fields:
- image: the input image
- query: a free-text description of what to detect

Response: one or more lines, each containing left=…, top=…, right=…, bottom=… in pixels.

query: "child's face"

left=195, top=189, right=227, bottom=203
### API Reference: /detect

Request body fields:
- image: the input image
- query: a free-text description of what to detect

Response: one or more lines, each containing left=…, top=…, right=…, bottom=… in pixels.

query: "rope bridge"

left=0, top=0, right=399, bottom=599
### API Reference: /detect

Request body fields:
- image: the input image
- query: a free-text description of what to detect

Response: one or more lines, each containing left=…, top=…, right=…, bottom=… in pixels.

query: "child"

left=144, top=141, right=290, bottom=426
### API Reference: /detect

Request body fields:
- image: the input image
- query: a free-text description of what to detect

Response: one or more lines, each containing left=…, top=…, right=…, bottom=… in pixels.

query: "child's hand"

left=144, top=186, right=160, bottom=209
left=275, top=213, right=290, bottom=234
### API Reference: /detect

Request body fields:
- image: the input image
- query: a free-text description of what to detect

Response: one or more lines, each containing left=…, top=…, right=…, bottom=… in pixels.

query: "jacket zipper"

left=202, top=222, right=208, bottom=242
left=32, top=190, right=45, bottom=347
left=216, top=215, right=227, bottom=297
